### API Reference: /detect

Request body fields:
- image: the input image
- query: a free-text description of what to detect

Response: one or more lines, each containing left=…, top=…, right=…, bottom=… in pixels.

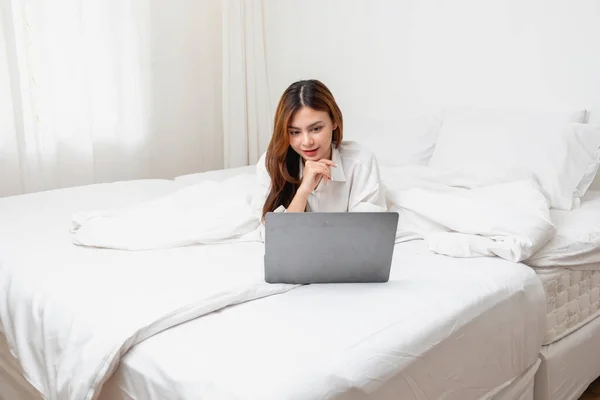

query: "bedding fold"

left=0, top=242, right=297, bottom=400
left=70, top=173, right=262, bottom=250
left=70, top=166, right=555, bottom=263
left=382, top=165, right=555, bottom=262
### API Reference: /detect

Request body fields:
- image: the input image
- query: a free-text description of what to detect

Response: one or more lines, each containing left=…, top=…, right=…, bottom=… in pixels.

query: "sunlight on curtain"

left=1, top=0, right=224, bottom=197
left=0, top=0, right=152, bottom=196
left=222, top=0, right=271, bottom=168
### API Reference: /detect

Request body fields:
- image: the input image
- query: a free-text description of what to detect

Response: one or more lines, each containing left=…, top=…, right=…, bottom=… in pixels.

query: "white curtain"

left=222, top=0, right=272, bottom=168
left=0, top=0, right=224, bottom=198
left=0, top=0, right=155, bottom=197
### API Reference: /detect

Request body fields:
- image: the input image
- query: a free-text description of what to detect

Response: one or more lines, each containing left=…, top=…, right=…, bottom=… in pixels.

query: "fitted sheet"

left=174, top=165, right=257, bottom=187
left=527, top=190, right=600, bottom=268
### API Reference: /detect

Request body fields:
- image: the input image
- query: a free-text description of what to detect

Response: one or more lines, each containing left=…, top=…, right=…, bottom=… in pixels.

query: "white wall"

left=264, top=0, right=600, bottom=114
left=263, top=0, right=600, bottom=188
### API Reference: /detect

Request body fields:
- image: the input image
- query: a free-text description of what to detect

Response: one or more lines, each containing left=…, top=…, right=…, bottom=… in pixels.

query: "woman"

left=254, top=79, right=386, bottom=221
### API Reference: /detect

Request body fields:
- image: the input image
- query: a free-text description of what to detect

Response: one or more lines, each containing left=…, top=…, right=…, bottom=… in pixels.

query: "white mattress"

left=0, top=172, right=546, bottom=400
left=535, top=265, right=600, bottom=345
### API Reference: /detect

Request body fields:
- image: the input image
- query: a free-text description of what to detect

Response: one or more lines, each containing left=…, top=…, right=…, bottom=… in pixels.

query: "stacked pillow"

left=344, top=113, right=442, bottom=167
left=328, top=106, right=600, bottom=209
left=427, top=107, right=600, bottom=210
left=587, top=110, right=600, bottom=190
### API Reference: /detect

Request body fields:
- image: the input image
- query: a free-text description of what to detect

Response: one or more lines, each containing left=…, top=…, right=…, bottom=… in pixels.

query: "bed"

left=527, top=190, right=600, bottom=400
left=533, top=264, right=600, bottom=400
left=0, top=168, right=547, bottom=400
left=416, top=106, right=600, bottom=400
left=142, top=171, right=600, bottom=400
left=2, top=106, right=599, bottom=400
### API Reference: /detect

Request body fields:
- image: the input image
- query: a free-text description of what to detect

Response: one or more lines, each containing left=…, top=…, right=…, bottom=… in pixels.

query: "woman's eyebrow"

left=288, top=121, right=324, bottom=130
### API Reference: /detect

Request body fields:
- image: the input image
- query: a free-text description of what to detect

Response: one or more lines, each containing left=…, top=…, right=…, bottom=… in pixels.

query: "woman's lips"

left=303, top=148, right=318, bottom=156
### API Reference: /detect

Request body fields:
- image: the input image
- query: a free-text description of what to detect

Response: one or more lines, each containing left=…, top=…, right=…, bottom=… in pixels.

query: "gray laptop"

left=264, top=212, right=399, bottom=284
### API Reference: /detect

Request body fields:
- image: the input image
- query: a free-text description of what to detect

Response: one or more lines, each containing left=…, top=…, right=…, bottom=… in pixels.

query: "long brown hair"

left=262, top=79, right=343, bottom=219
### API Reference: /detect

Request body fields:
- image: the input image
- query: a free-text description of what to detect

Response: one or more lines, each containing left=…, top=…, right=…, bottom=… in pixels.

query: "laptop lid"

left=264, top=212, right=398, bottom=284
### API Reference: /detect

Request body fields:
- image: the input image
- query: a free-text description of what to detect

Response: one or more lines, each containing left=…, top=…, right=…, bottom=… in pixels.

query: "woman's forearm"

left=286, top=189, right=310, bottom=212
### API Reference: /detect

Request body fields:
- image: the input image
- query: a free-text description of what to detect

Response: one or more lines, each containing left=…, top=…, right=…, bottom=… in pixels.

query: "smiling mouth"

left=303, top=148, right=318, bottom=154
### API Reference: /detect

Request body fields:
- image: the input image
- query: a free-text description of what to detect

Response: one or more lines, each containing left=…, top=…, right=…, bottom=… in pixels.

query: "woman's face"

left=288, top=106, right=337, bottom=161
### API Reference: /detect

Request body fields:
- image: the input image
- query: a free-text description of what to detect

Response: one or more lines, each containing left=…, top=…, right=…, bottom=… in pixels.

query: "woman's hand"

left=298, top=159, right=337, bottom=195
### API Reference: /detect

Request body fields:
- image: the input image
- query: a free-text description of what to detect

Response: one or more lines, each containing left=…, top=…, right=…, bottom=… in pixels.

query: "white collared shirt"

left=252, top=141, right=387, bottom=220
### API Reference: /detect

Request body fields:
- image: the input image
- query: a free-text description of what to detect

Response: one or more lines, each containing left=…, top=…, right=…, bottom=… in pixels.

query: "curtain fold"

left=0, top=0, right=153, bottom=197
left=222, top=0, right=272, bottom=168
left=0, top=0, right=225, bottom=198
left=1, top=0, right=26, bottom=196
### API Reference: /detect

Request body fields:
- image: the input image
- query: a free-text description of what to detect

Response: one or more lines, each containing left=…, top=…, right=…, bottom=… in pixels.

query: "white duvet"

left=0, top=166, right=556, bottom=400
left=0, top=191, right=545, bottom=400
left=99, top=240, right=545, bottom=400
left=71, top=165, right=555, bottom=263
left=381, top=165, right=554, bottom=262
left=0, top=182, right=298, bottom=400
left=70, top=173, right=262, bottom=250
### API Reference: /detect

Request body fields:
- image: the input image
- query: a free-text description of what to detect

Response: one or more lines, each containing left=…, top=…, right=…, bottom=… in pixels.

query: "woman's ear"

left=332, top=123, right=338, bottom=132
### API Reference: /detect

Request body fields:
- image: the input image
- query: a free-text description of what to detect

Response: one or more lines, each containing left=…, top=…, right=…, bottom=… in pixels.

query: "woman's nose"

left=302, top=133, right=313, bottom=146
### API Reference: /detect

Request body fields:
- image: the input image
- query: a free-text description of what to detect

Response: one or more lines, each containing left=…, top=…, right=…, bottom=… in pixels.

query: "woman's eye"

left=290, top=131, right=299, bottom=135
left=311, top=126, right=323, bottom=132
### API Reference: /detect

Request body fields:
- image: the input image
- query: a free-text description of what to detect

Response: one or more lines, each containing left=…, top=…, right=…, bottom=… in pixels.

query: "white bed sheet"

left=0, top=346, right=541, bottom=400
left=174, top=165, right=257, bottom=187
left=93, top=240, right=546, bottom=400
left=0, top=174, right=546, bottom=400
left=0, top=179, right=293, bottom=400
left=527, top=190, right=600, bottom=268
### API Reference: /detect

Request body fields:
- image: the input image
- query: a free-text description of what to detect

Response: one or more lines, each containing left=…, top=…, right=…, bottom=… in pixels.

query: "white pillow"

left=428, top=107, right=597, bottom=210
left=586, top=109, right=600, bottom=190
left=345, top=114, right=442, bottom=167
left=588, top=109, right=600, bottom=124
left=575, top=146, right=600, bottom=195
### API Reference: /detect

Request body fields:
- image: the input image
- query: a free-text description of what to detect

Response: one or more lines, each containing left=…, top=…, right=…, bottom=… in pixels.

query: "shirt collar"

left=298, top=145, right=346, bottom=182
